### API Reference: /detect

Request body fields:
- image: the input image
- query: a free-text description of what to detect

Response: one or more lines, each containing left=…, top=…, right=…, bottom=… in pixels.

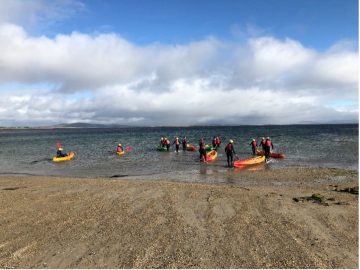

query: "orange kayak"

left=234, top=156, right=265, bottom=167
left=256, top=149, right=285, bottom=158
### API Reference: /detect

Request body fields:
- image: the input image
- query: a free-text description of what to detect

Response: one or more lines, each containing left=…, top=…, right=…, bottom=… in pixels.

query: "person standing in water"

left=225, top=139, right=236, bottom=167
left=199, top=137, right=207, bottom=162
left=173, top=137, right=180, bottom=153
left=182, top=136, right=187, bottom=151
left=259, top=137, right=266, bottom=152
left=165, top=138, right=171, bottom=151
left=250, top=139, right=257, bottom=155
left=264, top=137, right=274, bottom=162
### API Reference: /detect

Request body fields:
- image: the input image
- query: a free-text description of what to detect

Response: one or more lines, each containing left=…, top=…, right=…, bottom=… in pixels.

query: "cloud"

left=0, top=23, right=358, bottom=126
left=0, top=0, right=84, bottom=30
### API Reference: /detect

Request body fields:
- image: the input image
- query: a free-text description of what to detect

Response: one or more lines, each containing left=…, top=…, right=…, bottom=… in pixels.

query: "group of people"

left=157, top=135, right=274, bottom=167
left=250, top=137, right=274, bottom=159
left=159, top=137, right=189, bottom=152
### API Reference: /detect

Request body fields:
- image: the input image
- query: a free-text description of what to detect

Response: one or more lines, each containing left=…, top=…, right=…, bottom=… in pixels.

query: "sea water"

left=0, top=124, right=357, bottom=182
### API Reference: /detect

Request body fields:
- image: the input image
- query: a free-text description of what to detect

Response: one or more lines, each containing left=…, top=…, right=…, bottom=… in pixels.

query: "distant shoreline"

left=0, top=122, right=358, bottom=130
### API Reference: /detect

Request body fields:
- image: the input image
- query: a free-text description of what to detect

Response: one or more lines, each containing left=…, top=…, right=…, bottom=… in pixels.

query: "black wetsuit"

left=225, top=143, right=236, bottom=167
left=182, top=138, right=187, bottom=150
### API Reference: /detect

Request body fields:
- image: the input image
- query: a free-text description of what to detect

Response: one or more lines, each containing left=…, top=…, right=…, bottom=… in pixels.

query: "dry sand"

left=0, top=167, right=358, bottom=268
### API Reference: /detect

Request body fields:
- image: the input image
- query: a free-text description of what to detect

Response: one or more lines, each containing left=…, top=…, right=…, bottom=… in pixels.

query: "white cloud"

left=0, top=0, right=84, bottom=29
left=0, top=23, right=358, bottom=126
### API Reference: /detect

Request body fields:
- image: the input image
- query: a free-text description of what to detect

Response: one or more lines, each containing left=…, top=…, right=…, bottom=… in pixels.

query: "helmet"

left=161, top=137, right=163, bottom=140
left=252, top=139, right=255, bottom=141
left=229, top=139, right=234, bottom=144
left=176, top=137, right=179, bottom=139
left=59, top=148, right=64, bottom=151
left=118, top=144, right=122, bottom=146
left=262, top=137, right=265, bottom=140
left=267, top=137, right=270, bottom=139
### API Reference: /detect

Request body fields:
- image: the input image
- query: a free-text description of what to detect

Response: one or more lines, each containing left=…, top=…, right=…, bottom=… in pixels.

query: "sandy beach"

left=0, top=167, right=358, bottom=268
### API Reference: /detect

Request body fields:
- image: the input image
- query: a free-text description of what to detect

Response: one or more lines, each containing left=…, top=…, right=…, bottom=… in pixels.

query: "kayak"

left=116, top=151, right=125, bottom=156
left=157, top=146, right=168, bottom=152
left=205, top=144, right=214, bottom=152
left=234, top=155, right=265, bottom=167
left=256, top=149, right=285, bottom=158
left=186, top=144, right=197, bottom=152
left=201, top=150, right=218, bottom=162
left=52, top=152, right=75, bottom=162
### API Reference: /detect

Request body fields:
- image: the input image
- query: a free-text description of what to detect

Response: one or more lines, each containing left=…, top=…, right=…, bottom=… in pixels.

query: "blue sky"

left=40, top=0, right=358, bottom=50
left=0, top=0, right=358, bottom=126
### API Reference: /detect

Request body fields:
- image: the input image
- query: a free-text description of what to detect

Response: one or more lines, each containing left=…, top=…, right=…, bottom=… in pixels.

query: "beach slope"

left=0, top=168, right=358, bottom=268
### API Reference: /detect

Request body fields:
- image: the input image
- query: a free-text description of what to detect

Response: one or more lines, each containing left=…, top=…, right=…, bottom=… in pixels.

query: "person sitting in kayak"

left=259, top=137, right=266, bottom=152
left=250, top=139, right=257, bottom=155
left=56, top=147, right=67, bottom=157
left=116, top=144, right=123, bottom=152
left=199, top=137, right=206, bottom=162
left=165, top=138, right=171, bottom=151
left=225, top=139, right=236, bottom=167
left=182, top=136, right=187, bottom=150
left=173, top=137, right=180, bottom=153
left=264, top=137, right=274, bottom=162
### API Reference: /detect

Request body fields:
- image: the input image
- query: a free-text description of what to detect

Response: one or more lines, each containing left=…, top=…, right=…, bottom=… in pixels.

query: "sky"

left=0, top=0, right=358, bottom=126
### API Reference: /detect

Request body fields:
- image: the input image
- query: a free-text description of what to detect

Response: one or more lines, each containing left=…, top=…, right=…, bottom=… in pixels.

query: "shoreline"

left=0, top=167, right=358, bottom=268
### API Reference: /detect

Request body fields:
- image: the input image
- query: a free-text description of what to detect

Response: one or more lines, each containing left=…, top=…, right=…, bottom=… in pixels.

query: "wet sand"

left=0, top=167, right=358, bottom=268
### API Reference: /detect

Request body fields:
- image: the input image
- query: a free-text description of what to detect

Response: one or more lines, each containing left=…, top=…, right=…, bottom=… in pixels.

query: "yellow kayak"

left=234, top=155, right=265, bottom=167
left=116, top=151, right=125, bottom=156
left=52, top=152, right=75, bottom=162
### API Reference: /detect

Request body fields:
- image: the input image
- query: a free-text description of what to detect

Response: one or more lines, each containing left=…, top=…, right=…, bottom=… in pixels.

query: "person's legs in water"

left=176, top=144, right=179, bottom=152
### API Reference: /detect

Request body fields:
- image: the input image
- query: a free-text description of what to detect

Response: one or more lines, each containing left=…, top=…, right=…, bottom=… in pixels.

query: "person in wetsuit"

left=225, top=139, right=236, bottom=167
left=173, top=137, right=180, bottom=153
left=259, top=137, right=266, bottom=152
left=199, top=137, right=207, bottom=162
left=116, top=144, right=123, bottom=152
left=56, top=147, right=67, bottom=157
left=264, top=137, right=274, bottom=162
left=250, top=139, right=257, bottom=155
left=182, top=136, right=187, bottom=151
left=165, top=138, right=171, bottom=151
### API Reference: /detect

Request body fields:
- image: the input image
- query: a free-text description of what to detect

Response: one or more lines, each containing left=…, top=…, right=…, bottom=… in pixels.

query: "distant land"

left=0, top=122, right=358, bottom=130
left=0, top=123, right=132, bottom=130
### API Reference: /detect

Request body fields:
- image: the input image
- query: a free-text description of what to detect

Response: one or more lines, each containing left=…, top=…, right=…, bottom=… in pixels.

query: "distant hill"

left=45, top=122, right=131, bottom=129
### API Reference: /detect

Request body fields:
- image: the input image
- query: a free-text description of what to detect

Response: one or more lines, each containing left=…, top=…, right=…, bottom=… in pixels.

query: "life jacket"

left=182, top=138, right=187, bottom=144
left=265, top=139, right=272, bottom=147
left=225, top=143, right=234, bottom=153
left=117, top=146, right=123, bottom=152
left=199, top=139, right=204, bottom=147
left=260, top=139, right=266, bottom=146
left=175, top=138, right=180, bottom=145
left=166, top=139, right=170, bottom=145
left=251, top=141, right=257, bottom=148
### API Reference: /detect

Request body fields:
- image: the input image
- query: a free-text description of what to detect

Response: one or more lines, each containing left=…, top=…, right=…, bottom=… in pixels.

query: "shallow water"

left=0, top=124, right=357, bottom=181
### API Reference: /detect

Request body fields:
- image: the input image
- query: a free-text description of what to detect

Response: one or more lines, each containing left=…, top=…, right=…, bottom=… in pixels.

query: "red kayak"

left=256, top=149, right=285, bottom=159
